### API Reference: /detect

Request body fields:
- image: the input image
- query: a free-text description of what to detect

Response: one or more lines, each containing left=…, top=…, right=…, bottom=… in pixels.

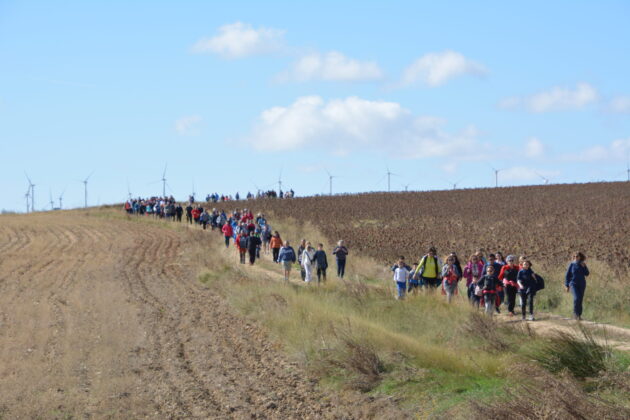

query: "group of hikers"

left=122, top=201, right=590, bottom=322
left=203, top=189, right=296, bottom=203
left=391, top=247, right=589, bottom=321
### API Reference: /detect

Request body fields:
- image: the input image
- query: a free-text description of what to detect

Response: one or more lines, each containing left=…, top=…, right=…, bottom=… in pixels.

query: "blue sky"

left=1, top=1, right=630, bottom=211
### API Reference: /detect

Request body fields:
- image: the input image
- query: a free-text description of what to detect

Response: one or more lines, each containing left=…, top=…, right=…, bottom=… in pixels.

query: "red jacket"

left=191, top=208, right=201, bottom=220
left=222, top=223, right=233, bottom=237
left=499, top=264, right=519, bottom=288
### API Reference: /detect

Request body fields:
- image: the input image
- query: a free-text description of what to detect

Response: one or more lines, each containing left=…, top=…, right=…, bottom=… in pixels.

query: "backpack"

left=239, top=236, right=248, bottom=249
left=534, top=273, right=545, bottom=291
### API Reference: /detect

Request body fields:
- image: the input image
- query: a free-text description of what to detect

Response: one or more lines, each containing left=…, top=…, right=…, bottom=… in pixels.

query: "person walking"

left=332, top=240, right=349, bottom=279
left=199, top=209, right=210, bottom=230
left=565, top=252, right=589, bottom=321
left=277, top=241, right=296, bottom=282
left=261, top=224, right=272, bottom=255
left=483, top=254, right=504, bottom=313
left=441, top=255, right=461, bottom=303
left=499, top=255, right=520, bottom=316
left=463, top=253, right=484, bottom=304
left=313, top=243, right=328, bottom=284
left=221, top=222, right=233, bottom=248
left=185, top=204, right=193, bottom=224
left=175, top=203, right=183, bottom=222
left=517, top=260, right=537, bottom=321
left=393, top=259, right=410, bottom=300
left=236, top=231, right=248, bottom=264
left=246, top=233, right=262, bottom=265
left=297, top=239, right=307, bottom=281
left=270, top=231, right=283, bottom=263
left=478, top=265, right=499, bottom=317
left=301, top=242, right=317, bottom=283
left=414, top=247, right=442, bottom=289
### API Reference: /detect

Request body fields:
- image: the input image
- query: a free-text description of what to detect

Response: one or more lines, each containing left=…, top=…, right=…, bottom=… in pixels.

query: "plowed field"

left=0, top=212, right=395, bottom=419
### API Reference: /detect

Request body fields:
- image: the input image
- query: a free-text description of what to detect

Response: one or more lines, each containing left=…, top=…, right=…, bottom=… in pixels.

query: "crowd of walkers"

left=203, top=189, right=295, bottom=203
left=123, top=199, right=590, bottom=321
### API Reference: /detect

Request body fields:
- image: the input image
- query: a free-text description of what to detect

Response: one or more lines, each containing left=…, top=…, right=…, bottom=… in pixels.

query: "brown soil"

left=0, top=212, right=403, bottom=419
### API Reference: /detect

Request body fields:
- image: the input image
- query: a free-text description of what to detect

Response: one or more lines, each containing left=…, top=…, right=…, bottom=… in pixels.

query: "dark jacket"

left=313, top=250, right=328, bottom=269
left=517, top=268, right=537, bottom=294
left=565, top=262, right=589, bottom=287
left=332, top=246, right=349, bottom=260
left=246, top=235, right=261, bottom=251
left=478, top=275, right=498, bottom=292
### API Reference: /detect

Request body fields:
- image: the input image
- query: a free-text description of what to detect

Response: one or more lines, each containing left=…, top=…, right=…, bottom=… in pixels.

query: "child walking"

left=393, top=259, right=410, bottom=300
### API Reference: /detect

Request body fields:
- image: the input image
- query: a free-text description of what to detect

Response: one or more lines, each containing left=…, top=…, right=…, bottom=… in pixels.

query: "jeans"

left=239, top=250, right=246, bottom=264
left=336, top=259, right=346, bottom=278
left=407, top=281, right=420, bottom=293
left=571, top=282, right=586, bottom=317
left=224, top=236, right=230, bottom=248
left=396, top=281, right=407, bottom=299
left=520, top=291, right=535, bottom=317
left=248, top=249, right=256, bottom=265
left=484, top=293, right=495, bottom=316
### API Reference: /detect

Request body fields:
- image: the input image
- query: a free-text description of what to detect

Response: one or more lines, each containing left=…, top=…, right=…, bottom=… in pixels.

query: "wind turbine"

left=82, top=171, right=93, bottom=208
left=161, top=164, right=167, bottom=197
left=386, top=167, right=399, bottom=192
left=488, top=164, right=503, bottom=188
left=25, top=172, right=35, bottom=212
left=49, top=189, right=55, bottom=210
left=58, top=188, right=66, bottom=209
left=402, top=183, right=411, bottom=192
left=24, top=187, right=30, bottom=213
left=325, top=169, right=337, bottom=195
left=534, top=172, right=550, bottom=185
left=447, top=179, right=464, bottom=190
left=277, top=168, right=283, bottom=195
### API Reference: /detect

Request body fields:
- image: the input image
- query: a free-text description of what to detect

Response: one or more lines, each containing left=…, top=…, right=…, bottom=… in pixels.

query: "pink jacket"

left=463, top=261, right=484, bottom=287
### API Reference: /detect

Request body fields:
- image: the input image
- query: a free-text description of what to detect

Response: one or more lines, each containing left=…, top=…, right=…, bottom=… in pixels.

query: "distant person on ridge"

left=332, top=240, right=349, bottom=279
left=278, top=240, right=297, bottom=282
left=565, top=252, right=589, bottom=321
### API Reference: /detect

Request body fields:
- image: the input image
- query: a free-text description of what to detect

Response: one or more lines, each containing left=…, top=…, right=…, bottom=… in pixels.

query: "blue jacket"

left=313, top=250, right=328, bottom=269
left=278, top=246, right=296, bottom=263
left=517, top=268, right=537, bottom=294
left=565, top=262, right=589, bottom=287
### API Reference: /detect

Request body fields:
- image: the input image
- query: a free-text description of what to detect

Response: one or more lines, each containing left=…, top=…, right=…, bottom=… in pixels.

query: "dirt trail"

left=0, top=213, right=402, bottom=419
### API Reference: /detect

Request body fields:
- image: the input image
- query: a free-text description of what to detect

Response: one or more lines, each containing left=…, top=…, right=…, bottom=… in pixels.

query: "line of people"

left=392, top=247, right=589, bottom=321
left=123, top=202, right=589, bottom=321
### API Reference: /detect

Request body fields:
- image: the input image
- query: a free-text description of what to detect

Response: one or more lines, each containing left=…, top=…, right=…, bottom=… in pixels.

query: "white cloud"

left=501, top=83, right=598, bottom=112
left=399, top=50, right=486, bottom=87
left=242, top=95, right=480, bottom=157
left=525, top=137, right=545, bottom=158
left=564, top=137, right=630, bottom=162
left=608, top=96, right=630, bottom=114
left=175, top=115, right=202, bottom=135
left=277, top=51, right=383, bottom=82
left=191, top=22, right=285, bottom=59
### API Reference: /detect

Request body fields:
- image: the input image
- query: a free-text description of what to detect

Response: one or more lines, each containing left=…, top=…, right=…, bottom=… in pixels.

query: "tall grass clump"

left=530, top=323, right=612, bottom=379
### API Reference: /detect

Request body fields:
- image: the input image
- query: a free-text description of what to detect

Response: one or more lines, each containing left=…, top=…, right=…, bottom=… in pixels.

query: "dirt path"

left=0, top=213, right=402, bottom=419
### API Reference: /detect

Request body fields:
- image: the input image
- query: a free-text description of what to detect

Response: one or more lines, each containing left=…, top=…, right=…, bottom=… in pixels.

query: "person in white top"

left=393, top=259, right=411, bottom=300
left=301, top=242, right=317, bottom=283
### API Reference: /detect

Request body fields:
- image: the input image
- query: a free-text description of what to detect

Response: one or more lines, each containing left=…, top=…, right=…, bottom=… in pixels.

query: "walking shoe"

left=495, top=307, right=500, bottom=314
left=528, top=315, right=535, bottom=321
left=522, top=315, right=526, bottom=321
left=508, top=312, right=514, bottom=317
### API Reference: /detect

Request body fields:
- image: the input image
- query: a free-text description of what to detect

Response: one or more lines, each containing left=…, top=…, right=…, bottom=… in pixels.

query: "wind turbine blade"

left=84, top=171, right=94, bottom=182
left=24, top=171, right=33, bottom=185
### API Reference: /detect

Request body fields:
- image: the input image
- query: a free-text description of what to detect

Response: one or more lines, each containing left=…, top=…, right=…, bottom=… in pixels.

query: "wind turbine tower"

left=25, top=173, right=35, bottom=212
left=161, top=164, right=168, bottom=197
left=386, top=167, right=398, bottom=192
left=24, top=188, right=30, bottom=213
left=326, top=169, right=337, bottom=195
left=489, top=165, right=502, bottom=188
left=59, top=189, right=65, bottom=210
left=49, top=189, right=55, bottom=210
left=83, top=172, right=93, bottom=208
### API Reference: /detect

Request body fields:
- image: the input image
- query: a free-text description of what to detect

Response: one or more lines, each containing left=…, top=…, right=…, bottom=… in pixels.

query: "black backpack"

left=534, top=273, right=545, bottom=291
left=239, top=236, right=248, bottom=249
